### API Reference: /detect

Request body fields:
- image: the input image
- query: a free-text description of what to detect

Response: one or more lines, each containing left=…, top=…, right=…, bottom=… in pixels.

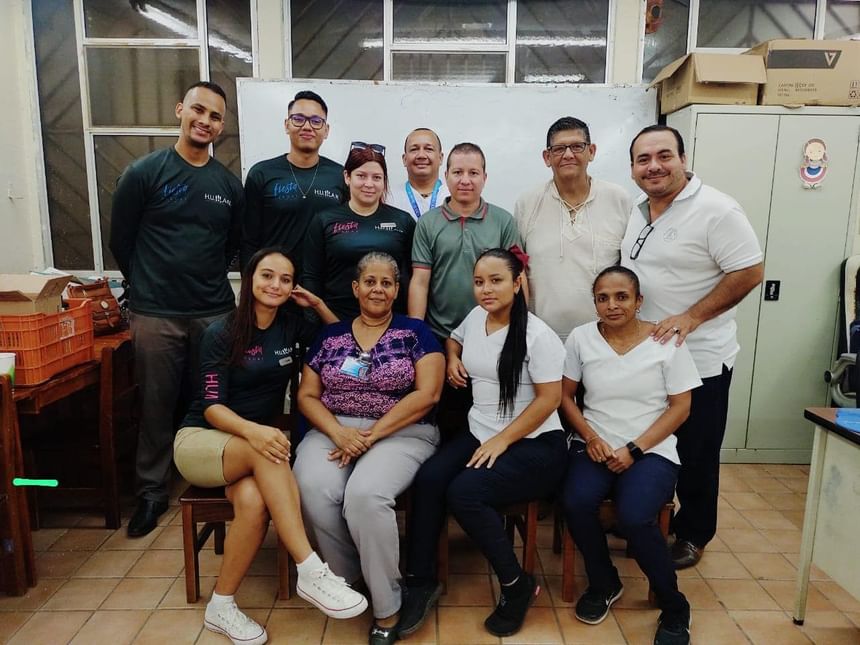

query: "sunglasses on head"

left=350, top=141, right=386, bottom=155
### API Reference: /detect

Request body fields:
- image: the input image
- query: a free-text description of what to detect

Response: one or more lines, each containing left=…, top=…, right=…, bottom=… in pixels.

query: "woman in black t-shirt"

left=302, top=145, right=415, bottom=320
left=173, top=248, right=367, bottom=645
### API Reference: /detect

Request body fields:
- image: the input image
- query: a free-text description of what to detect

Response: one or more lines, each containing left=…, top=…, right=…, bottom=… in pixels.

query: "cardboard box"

left=0, top=274, right=71, bottom=315
left=650, top=52, right=766, bottom=115
left=747, top=39, right=860, bottom=106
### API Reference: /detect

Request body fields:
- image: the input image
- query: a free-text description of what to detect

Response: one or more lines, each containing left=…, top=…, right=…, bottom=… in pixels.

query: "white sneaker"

left=297, top=563, right=369, bottom=619
left=204, top=600, right=268, bottom=645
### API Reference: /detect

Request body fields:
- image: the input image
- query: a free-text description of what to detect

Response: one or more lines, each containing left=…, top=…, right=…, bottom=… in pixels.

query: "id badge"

left=339, top=356, right=370, bottom=380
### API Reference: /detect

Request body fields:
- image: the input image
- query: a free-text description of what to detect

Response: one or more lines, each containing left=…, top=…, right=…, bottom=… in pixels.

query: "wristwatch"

left=626, top=441, right=644, bottom=461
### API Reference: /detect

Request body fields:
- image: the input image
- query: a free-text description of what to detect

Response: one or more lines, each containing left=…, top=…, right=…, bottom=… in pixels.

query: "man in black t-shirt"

left=109, top=81, right=244, bottom=537
left=241, top=90, right=346, bottom=277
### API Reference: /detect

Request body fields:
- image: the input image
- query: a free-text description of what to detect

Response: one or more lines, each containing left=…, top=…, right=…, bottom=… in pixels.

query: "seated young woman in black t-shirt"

left=173, top=248, right=367, bottom=645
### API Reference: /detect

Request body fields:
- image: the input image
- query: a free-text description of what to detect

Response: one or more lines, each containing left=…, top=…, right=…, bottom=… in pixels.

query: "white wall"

left=0, top=0, right=45, bottom=274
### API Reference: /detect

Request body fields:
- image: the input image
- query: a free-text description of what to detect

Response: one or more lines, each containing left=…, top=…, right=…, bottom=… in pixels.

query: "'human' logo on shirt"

left=375, top=222, right=401, bottom=232
left=203, top=372, right=219, bottom=400
left=204, top=193, right=232, bottom=206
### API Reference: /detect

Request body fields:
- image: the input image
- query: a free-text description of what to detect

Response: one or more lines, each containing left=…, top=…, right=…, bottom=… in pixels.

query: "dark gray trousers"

left=130, top=311, right=228, bottom=503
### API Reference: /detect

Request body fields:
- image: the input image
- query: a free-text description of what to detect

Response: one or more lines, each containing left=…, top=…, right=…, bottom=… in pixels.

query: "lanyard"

left=405, top=179, right=442, bottom=219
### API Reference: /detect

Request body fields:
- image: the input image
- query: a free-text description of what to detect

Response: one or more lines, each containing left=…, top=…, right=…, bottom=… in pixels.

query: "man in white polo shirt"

left=514, top=117, right=632, bottom=341
left=389, top=127, right=449, bottom=220
left=621, top=125, right=764, bottom=569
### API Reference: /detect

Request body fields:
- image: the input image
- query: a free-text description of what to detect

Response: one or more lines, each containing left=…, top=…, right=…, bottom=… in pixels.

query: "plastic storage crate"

left=0, top=299, right=95, bottom=385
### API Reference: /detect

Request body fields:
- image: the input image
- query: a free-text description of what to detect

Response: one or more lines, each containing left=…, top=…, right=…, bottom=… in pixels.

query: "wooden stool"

left=560, top=500, right=674, bottom=604
left=180, top=485, right=291, bottom=603
left=436, top=500, right=540, bottom=593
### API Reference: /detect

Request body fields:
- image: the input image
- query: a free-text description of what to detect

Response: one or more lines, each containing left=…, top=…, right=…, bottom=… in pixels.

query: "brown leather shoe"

left=669, top=539, right=702, bottom=569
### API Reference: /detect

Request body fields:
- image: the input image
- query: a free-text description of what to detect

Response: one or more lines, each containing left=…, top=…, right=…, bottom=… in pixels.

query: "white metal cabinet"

left=668, top=105, right=860, bottom=462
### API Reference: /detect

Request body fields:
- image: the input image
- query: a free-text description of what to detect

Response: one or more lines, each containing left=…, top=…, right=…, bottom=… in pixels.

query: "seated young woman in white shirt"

left=398, top=248, right=568, bottom=639
left=560, top=265, right=701, bottom=645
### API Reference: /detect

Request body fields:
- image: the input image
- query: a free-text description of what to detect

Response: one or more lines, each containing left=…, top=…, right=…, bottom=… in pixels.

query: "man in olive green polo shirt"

left=409, top=142, right=521, bottom=438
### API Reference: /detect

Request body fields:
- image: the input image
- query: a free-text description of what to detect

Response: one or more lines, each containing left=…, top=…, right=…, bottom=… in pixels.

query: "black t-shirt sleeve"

left=198, top=323, right=232, bottom=414
left=109, top=163, right=147, bottom=279
left=241, top=167, right=264, bottom=271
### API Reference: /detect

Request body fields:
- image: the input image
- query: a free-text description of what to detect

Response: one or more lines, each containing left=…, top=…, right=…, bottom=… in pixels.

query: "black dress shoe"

left=369, top=622, right=398, bottom=645
left=669, top=539, right=703, bottom=570
left=127, top=499, right=168, bottom=537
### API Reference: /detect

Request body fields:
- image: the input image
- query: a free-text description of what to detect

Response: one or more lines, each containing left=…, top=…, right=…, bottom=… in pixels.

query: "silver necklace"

left=287, top=159, right=319, bottom=200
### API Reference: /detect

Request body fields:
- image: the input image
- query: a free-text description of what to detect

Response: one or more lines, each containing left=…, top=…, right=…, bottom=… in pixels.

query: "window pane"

left=825, top=0, right=860, bottom=39
left=94, top=136, right=176, bottom=271
left=393, top=0, right=507, bottom=43
left=392, top=52, right=505, bottom=82
left=33, top=0, right=94, bottom=270
left=697, top=0, right=815, bottom=48
left=207, top=0, right=253, bottom=178
left=84, top=0, right=198, bottom=39
left=642, top=0, right=688, bottom=83
left=291, top=0, right=383, bottom=80
left=515, top=0, right=608, bottom=83
left=87, top=47, right=200, bottom=127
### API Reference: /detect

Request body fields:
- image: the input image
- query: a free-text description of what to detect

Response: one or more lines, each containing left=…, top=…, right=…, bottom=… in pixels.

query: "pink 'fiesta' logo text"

left=332, top=221, right=359, bottom=235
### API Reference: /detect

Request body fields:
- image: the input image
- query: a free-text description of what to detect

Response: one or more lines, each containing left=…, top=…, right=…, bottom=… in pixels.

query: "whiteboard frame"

left=237, top=78, right=657, bottom=211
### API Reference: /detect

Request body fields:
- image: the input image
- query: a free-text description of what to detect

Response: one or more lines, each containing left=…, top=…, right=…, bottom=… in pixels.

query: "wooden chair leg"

left=182, top=504, right=200, bottom=603
left=522, top=502, right=538, bottom=574
left=552, top=506, right=564, bottom=555
left=277, top=537, right=291, bottom=600
left=436, top=518, right=449, bottom=594
left=562, top=529, right=576, bottom=603
left=214, top=522, right=226, bottom=555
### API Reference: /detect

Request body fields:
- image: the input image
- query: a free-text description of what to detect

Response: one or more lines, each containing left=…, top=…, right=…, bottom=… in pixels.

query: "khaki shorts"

left=173, top=426, right=233, bottom=488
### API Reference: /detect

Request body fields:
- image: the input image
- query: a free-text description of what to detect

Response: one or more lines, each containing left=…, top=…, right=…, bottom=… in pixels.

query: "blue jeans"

left=563, top=444, right=689, bottom=616
left=406, top=429, right=567, bottom=584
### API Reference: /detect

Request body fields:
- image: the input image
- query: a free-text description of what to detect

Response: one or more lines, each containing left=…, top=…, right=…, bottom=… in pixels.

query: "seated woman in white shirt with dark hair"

left=560, top=265, right=701, bottom=645
left=398, top=247, right=568, bottom=640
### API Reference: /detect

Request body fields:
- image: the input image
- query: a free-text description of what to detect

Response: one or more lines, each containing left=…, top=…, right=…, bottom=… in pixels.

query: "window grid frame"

left=284, top=0, right=617, bottom=85
left=38, top=0, right=254, bottom=275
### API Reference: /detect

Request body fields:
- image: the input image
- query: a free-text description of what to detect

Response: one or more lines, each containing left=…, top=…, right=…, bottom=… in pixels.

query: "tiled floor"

left=2, top=463, right=859, bottom=644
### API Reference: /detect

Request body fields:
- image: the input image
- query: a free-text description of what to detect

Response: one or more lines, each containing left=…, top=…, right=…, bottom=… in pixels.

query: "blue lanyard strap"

left=405, top=179, right=442, bottom=219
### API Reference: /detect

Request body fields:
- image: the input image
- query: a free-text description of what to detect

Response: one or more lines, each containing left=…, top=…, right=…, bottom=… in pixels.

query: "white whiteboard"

left=237, top=79, right=657, bottom=212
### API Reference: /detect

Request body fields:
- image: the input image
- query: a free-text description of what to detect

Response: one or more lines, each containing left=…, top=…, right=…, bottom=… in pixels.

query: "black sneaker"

left=654, top=611, right=691, bottom=645
left=574, top=583, right=624, bottom=625
left=484, top=573, right=539, bottom=637
left=397, top=582, right=442, bottom=637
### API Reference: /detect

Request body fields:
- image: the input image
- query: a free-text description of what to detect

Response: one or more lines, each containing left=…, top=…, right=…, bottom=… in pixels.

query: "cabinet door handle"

left=764, top=280, right=780, bottom=301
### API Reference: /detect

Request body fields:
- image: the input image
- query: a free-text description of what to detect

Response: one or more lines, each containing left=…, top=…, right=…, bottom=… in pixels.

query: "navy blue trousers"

left=563, top=444, right=689, bottom=616
left=672, top=365, right=733, bottom=547
left=406, top=429, right=567, bottom=584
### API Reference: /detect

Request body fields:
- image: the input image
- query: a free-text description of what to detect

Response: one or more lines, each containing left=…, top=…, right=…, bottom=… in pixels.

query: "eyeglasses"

left=547, top=142, right=589, bottom=157
left=629, top=224, right=654, bottom=260
left=350, top=141, right=386, bottom=155
left=288, top=113, right=326, bottom=130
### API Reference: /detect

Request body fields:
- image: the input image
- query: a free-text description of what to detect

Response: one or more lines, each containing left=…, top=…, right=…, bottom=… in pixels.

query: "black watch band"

left=626, top=441, right=644, bottom=461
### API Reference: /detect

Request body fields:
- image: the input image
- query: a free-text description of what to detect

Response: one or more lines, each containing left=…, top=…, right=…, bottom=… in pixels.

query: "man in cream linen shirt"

left=514, top=117, right=632, bottom=341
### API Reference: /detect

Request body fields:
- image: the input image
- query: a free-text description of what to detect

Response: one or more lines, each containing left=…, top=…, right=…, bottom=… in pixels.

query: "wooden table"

left=794, top=407, right=860, bottom=624
left=0, top=331, right=132, bottom=596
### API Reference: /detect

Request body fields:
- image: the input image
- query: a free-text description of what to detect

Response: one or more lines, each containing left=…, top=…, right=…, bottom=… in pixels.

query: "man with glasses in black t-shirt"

left=241, top=90, right=347, bottom=278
